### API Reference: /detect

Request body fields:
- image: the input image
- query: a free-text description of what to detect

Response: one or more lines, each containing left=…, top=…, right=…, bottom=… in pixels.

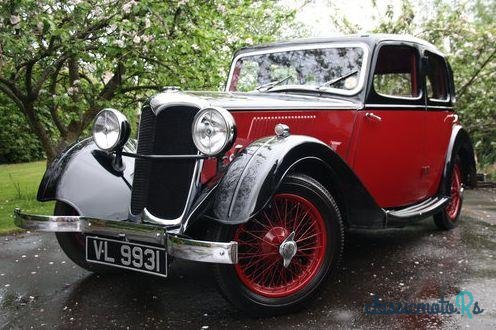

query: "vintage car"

left=15, top=34, right=476, bottom=315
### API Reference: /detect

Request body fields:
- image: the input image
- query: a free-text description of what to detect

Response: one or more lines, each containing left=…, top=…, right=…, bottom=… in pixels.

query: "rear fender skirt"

left=211, top=135, right=385, bottom=227
left=441, top=125, right=477, bottom=195
left=37, top=138, right=134, bottom=220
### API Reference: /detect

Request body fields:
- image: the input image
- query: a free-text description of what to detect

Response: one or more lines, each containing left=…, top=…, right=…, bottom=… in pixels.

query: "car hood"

left=155, top=91, right=361, bottom=111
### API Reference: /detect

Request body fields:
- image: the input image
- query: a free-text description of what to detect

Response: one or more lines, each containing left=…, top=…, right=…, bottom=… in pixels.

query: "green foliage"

left=422, top=0, right=496, bottom=166
left=332, top=0, right=496, bottom=167
left=0, top=95, right=44, bottom=163
left=0, top=0, right=294, bottom=162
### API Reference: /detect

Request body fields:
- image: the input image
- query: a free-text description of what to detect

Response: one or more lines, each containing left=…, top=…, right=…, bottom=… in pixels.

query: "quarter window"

left=373, top=45, right=420, bottom=98
left=425, top=52, right=449, bottom=101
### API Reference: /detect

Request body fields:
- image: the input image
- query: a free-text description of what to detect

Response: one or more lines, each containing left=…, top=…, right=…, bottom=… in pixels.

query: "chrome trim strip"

left=14, top=208, right=238, bottom=264
left=225, top=105, right=360, bottom=110
left=364, top=104, right=453, bottom=110
left=427, top=105, right=454, bottom=110
left=121, top=152, right=207, bottom=160
left=142, top=159, right=204, bottom=227
left=149, top=91, right=209, bottom=114
left=226, top=42, right=370, bottom=97
left=374, top=91, right=423, bottom=102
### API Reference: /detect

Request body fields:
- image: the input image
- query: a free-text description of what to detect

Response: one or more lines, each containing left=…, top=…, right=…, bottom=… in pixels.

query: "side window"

left=425, top=52, right=449, bottom=101
left=373, top=45, right=420, bottom=98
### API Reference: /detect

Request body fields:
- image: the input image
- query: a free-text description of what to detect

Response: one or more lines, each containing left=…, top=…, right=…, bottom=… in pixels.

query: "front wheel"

left=211, top=174, right=344, bottom=315
left=54, top=202, right=119, bottom=273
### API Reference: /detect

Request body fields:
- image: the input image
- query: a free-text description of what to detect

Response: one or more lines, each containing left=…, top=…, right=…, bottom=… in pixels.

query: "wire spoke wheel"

left=434, top=158, right=464, bottom=230
left=234, top=193, right=327, bottom=297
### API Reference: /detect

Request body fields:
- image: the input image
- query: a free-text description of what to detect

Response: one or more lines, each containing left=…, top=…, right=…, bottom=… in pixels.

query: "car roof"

left=234, top=34, right=443, bottom=57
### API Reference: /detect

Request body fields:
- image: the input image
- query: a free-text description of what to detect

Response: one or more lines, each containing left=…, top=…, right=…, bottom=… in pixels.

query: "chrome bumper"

left=14, top=208, right=237, bottom=264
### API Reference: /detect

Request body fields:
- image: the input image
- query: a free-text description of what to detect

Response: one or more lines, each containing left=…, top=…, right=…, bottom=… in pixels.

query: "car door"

left=422, top=50, right=456, bottom=197
left=350, top=43, right=428, bottom=208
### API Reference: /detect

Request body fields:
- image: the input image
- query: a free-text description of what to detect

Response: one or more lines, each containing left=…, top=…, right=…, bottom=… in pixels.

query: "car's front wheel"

left=211, top=174, right=344, bottom=315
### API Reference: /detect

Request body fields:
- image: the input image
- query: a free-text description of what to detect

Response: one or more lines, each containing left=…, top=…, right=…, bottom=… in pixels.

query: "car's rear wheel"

left=434, top=159, right=463, bottom=230
left=54, top=201, right=119, bottom=273
left=211, top=174, right=344, bottom=315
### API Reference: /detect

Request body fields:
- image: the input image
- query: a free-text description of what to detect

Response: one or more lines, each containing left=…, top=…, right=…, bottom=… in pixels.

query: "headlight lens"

left=92, top=108, right=130, bottom=151
left=192, top=107, right=236, bottom=156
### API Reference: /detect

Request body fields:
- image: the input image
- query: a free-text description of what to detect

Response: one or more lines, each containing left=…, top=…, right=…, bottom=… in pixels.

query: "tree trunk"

left=22, top=102, right=58, bottom=165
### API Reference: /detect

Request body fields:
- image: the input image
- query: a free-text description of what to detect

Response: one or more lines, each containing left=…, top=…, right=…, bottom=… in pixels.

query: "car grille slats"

left=130, top=104, right=199, bottom=219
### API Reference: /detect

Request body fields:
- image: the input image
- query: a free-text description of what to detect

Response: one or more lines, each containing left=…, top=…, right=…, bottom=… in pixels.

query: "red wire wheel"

left=445, top=163, right=462, bottom=221
left=234, top=193, right=327, bottom=298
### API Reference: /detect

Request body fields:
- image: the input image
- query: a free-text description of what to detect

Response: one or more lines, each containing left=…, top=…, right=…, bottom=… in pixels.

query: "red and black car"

left=15, top=34, right=476, bottom=315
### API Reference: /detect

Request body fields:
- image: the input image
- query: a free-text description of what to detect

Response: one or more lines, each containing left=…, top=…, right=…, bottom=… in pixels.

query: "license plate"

left=85, top=236, right=167, bottom=277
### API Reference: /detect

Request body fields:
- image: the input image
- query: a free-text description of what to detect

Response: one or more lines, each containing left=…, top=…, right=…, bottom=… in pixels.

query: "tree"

left=0, top=0, right=294, bottom=163
left=329, top=0, right=496, bottom=167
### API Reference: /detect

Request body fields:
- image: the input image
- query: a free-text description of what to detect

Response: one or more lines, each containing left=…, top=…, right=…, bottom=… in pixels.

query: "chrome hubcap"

left=279, top=231, right=297, bottom=268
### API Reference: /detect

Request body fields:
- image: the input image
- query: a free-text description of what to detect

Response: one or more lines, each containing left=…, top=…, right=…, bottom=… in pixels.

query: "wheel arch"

left=442, top=125, right=477, bottom=195
left=211, top=135, right=385, bottom=228
left=287, top=158, right=350, bottom=228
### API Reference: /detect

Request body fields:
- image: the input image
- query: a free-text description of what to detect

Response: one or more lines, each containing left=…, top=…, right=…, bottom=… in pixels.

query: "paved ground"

left=1, top=189, right=495, bottom=329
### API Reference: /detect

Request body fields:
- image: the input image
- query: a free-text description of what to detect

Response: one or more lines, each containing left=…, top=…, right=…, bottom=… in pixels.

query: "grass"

left=0, top=161, right=54, bottom=234
left=480, top=163, right=496, bottom=181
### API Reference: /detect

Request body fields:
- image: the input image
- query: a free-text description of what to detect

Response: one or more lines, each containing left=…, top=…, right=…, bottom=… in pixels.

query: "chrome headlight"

left=92, top=108, right=130, bottom=151
left=192, top=107, right=236, bottom=156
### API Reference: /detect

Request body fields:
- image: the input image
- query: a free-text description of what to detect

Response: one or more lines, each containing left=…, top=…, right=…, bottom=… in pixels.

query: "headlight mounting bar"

left=121, top=151, right=208, bottom=160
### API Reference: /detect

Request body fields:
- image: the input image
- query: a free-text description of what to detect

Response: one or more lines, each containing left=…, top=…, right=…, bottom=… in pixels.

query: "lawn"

left=0, top=161, right=54, bottom=234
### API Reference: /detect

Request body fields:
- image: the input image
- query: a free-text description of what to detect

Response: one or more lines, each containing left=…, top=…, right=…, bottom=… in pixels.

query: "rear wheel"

left=211, top=174, right=344, bottom=315
left=434, top=160, right=463, bottom=230
left=54, top=202, right=119, bottom=273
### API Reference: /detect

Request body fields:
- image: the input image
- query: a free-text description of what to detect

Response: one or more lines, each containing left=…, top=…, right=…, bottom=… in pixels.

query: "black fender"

left=441, top=124, right=477, bottom=195
left=211, top=135, right=385, bottom=228
left=37, top=138, right=135, bottom=220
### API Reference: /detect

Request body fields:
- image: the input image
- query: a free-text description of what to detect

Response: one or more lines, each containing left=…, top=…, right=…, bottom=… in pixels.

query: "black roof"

left=234, top=34, right=443, bottom=57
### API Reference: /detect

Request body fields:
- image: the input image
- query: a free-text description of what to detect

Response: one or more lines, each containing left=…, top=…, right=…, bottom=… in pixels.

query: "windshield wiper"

left=318, top=70, right=358, bottom=90
left=256, top=76, right=292, bottom=91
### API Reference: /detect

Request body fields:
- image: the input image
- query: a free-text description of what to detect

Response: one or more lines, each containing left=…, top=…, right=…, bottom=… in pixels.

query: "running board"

left=385, top=196, right=450, bottom=227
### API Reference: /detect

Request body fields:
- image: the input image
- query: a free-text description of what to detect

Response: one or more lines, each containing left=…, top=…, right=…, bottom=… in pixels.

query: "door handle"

left=365, top=112, right=382, bottom=122
left=444, top=114, right=458, bottom=123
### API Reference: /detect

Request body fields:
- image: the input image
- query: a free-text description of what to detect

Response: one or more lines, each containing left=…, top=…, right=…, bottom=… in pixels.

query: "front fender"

left=38, top=138, right=135, bottom=220
left=212, top=135, right=385, bottom=227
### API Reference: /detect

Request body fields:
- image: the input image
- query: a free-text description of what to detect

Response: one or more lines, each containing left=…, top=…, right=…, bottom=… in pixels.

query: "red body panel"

left=201, top=107, right=454, bottom=209
left=350, top=109, right=428, bottom=207
left=423, top=110, right=457, bottom=197
left=201, top=109, right=358, bottom=184
left=230, top=110, right=357, bottom=159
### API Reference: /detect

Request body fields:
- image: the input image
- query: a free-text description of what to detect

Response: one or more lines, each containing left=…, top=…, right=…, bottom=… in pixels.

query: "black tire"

left=54, top=202, right=120, bottom=273
left=434, top=158, right=464, bottom=230
left=211, top=174, right=344, bottom=316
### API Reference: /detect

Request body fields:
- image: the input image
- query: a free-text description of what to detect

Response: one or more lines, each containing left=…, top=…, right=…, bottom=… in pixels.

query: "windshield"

left=227, top=44, right=368, bottom=95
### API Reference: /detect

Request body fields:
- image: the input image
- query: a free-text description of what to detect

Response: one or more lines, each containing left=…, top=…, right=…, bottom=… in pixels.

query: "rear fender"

left=441, top=125, right=477, bottom=195
left=38, top=138, right=134, bottom=220
left=211, top=135, right=385, bottom=228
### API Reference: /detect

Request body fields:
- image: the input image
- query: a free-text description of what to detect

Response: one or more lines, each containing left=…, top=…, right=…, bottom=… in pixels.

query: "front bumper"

left=14, top=208, right=238, bottom=264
